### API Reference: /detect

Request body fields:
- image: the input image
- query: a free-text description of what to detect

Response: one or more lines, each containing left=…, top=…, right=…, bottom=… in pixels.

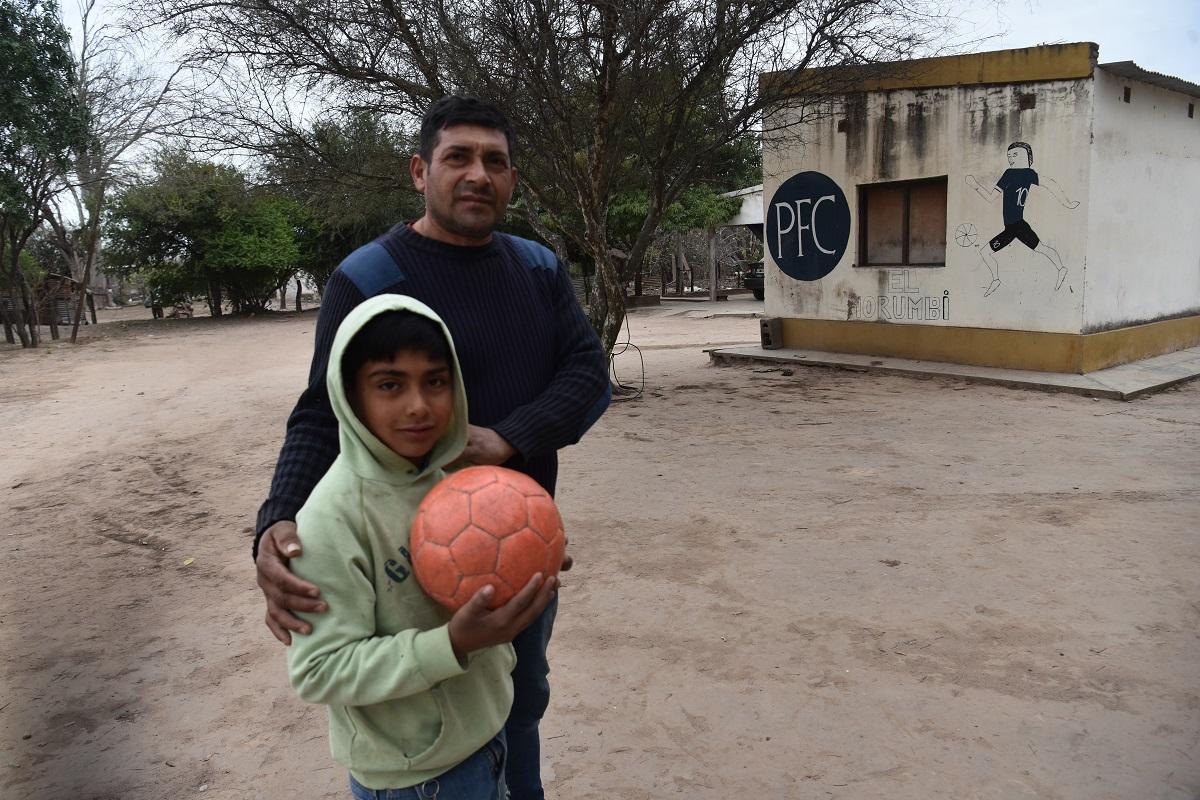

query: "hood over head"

left=326, top=294, right=468, bottom=483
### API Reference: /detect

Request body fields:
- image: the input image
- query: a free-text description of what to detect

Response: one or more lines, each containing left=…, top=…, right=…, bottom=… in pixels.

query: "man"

left=254, top=95, right=610, bottom=799
left=965, top=140, right=1080, bottom=297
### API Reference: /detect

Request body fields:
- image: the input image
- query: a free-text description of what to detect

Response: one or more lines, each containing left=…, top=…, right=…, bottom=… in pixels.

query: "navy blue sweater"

left=254, top=223, right=610, bottom=554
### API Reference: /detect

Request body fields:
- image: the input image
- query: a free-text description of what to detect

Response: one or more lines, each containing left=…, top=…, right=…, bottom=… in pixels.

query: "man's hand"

left=447, top=573, right=558, bottom=660
left=453, top=425, right=516, bottom=468
left=256, top=521, right=327, bottom=645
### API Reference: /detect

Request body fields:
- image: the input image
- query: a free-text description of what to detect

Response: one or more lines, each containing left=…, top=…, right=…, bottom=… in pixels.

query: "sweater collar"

left=391, top=221, right=504, bottom=261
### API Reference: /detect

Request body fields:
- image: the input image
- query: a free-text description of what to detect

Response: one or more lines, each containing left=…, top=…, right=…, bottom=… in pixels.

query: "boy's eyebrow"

left=366, top=364, right=451, bottom=378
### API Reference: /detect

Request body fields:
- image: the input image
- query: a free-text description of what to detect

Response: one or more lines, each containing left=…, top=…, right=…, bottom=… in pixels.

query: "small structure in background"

left=720, top=185, right=765, bottom=300
left=1, top=273, right=97, bottom=344
left=757, top=43, right=1200, bottom=374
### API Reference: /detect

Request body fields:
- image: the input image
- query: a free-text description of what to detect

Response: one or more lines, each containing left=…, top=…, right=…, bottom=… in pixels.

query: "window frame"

left=856, top=175, right=949, bottom=268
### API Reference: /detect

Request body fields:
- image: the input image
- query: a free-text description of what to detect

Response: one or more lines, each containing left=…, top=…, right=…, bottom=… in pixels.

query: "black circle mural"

left=765, top=171, right=851, bottom=282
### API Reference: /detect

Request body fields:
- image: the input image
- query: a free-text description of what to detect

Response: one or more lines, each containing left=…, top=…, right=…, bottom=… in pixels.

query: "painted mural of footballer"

left=965, top=141, right=1079, bottom=297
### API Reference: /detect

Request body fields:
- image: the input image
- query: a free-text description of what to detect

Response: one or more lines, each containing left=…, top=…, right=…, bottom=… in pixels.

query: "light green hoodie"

left=288, top=294, right=516, bottom=790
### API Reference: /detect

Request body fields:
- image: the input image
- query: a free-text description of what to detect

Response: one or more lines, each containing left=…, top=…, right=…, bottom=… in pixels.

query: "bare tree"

left=139, top=0, right=955, bottom=352
left=2, top=0, right=83, bottom=348
left=42, top=0, right=200, bottom=341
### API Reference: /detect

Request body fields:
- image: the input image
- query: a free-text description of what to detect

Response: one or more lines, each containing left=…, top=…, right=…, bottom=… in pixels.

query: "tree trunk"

left=70, top=284, right=86, bottom=341
left=517, top=200, right=572, bottom=267
left=1, top=300, right=15, bottom=345
left=48, top=297, right=60, bottom=340
left=208, top=282, right=223, bottom=317
left=18, top=273, right=39, bottom=347
left=585, top=244, right=627, bottom=356
left=295, top=277, right=302, bottom=311
left=708, top=227, right=718, bottom=302
left=675, top=236, right=686, bottom=295
left=70, top=256, right=95, bottom=343
left=4, top=252, right=31, bottom=347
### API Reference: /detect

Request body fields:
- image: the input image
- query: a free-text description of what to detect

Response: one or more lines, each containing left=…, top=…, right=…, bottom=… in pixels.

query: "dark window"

left=858, top=178, right=947, bottom=267
left=1189, top=103, right=1195, bottom=119
left=1018, top=93, right=1037, bottom=110
left=1123, top=87, right=1131, bottom=103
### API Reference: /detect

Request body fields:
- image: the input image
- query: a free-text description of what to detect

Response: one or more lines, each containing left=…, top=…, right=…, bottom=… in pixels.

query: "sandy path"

left=1, top=306, right=1197, bottom=799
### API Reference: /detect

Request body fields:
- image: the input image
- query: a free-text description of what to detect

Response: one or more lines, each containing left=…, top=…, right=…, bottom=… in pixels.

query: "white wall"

left=1084, top=70, right=1200, bottom=331
left=763, top=79, right=1094, bottom=333
left=724, top=186, right=764, bottom=226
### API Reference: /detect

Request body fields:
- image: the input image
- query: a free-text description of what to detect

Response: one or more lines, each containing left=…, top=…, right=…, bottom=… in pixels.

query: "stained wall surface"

left=1084, top=69, right=1200, bottom=332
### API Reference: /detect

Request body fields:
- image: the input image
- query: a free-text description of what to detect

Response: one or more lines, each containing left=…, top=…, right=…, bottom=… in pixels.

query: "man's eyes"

left=442, top=151, right=508, bottom=168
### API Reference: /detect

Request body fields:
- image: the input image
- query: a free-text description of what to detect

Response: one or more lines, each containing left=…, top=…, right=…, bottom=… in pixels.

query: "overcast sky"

left=955, top=0, right=1198, bottom=80
left=62, top=0, right=1199, bottom=86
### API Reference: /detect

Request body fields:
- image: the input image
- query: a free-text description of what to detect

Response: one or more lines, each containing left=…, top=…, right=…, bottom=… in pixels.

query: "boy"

left=287, top=293, right=558, bottom=799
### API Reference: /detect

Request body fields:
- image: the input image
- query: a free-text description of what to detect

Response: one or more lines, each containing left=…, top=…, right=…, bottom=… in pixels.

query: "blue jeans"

left=348, top=734, right=506, bottom=799
left=504, top=596, right=558, bottom=800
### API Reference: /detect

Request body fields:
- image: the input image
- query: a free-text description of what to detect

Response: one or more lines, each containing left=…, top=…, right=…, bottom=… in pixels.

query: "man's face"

left=1007, top=147, right=1029, bottom=168
left=351, top=349, right=454, bottom=462
left=410, top=124, right=517, bottom=245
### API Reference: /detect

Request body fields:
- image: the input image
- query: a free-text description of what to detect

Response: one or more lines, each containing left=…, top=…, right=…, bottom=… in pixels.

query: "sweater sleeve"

left=253, top=271, right=365, bottom=557
left=287, top=512, right=467, bottom=706
left=491, top=263, right=610, bottom=460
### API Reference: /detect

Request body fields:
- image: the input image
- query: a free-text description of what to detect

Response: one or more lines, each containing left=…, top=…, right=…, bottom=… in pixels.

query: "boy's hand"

left=448, top=573, right=558, bottom=660
left=256, top=520, right=328, bottom=644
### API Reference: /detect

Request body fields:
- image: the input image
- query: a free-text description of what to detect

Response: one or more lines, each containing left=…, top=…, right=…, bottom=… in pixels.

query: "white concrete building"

left=760, top=43, right=1200, bottom=373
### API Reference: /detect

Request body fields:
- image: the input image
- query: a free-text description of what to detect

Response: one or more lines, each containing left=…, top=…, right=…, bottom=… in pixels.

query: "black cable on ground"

left=608, top=297, right=644, bottom=401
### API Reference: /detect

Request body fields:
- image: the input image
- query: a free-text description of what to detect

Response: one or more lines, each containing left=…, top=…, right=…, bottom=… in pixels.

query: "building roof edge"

left=761, top=42, right=1098, bottom=95
left=1099, top=61, right=1200, bottom=100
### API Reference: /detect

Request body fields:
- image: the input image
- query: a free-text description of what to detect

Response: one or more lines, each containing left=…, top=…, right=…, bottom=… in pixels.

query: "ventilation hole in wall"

left=1123, top=87, right=1131, bottom=103
left=1018, top=93, right=1036, bottom=111
left=837, top=119, right=848, bottom=132
left=1190, top=103, right=1195, bottom=119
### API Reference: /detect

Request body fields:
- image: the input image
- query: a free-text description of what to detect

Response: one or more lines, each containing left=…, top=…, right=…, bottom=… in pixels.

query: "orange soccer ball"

left=410, top=465, right=566, bottom=611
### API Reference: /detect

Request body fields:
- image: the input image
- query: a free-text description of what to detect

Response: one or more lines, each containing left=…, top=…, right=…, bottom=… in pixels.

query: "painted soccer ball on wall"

left=954, top=222, right=979, bottom=247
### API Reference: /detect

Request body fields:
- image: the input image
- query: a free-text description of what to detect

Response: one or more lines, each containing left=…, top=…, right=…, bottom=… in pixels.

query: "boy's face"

left=1007, top=147, right=1029, bottom=168
left=351, top=349, right=454, bottom=462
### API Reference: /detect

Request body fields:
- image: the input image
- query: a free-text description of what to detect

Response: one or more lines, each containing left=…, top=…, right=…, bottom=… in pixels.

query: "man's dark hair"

left=418, top=95, right=516, bottom=163
left=1007, top=141, right=1034, bottom=166
left=341, top=310, right=454, bottom=392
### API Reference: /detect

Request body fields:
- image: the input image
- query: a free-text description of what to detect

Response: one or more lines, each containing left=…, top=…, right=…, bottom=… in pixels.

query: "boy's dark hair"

left=418, top=96, right=516, bottom=163
left=341, top=310, right=453, bottom=392
left=1007, top=141, right=1034, bottom=166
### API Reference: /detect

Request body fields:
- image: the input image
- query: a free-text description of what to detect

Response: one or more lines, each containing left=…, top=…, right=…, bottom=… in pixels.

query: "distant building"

left=759, top=43, right=1200, bottom=373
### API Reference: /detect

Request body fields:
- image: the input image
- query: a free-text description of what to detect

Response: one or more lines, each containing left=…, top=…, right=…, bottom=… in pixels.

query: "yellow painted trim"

left=778, top=314, right=1200, bottom=374
left=1081, top=316, right=1200, bottom=372
left=763, top=43, right=1098, bottom=95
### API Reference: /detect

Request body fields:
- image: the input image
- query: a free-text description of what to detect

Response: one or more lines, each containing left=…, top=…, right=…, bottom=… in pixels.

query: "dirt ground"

left=2, top=301, right=1198, bottom=800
